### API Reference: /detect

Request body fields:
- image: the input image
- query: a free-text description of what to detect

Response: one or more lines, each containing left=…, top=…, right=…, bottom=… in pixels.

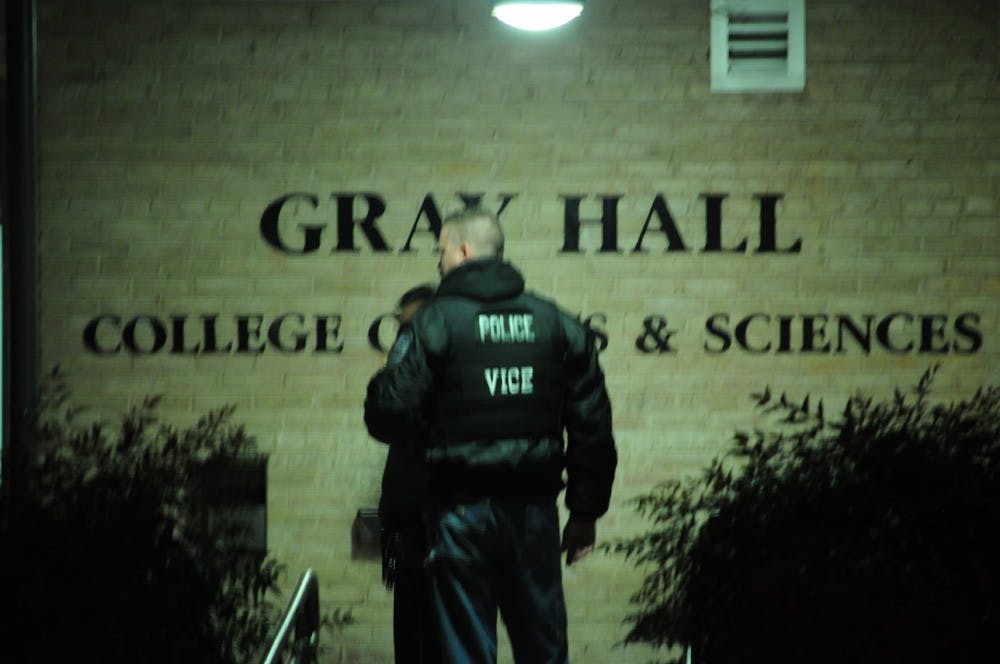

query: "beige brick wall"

left=32, top=1, right=999, bottom=661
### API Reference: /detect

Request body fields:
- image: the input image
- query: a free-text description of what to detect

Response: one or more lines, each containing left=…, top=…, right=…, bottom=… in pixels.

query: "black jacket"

left=377, top=325, right=429, bottom=533
left=365, top=258, right=616, bottom=520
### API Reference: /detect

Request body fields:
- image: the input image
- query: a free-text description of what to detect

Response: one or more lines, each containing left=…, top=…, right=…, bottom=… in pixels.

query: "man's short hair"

left=396, top=283, right=436, bottom=311
left=442, top=207, right=505, bottom=259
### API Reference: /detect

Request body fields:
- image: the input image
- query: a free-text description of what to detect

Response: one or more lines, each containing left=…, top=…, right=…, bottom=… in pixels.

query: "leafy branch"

left=604, top=366, right=999, bottom=664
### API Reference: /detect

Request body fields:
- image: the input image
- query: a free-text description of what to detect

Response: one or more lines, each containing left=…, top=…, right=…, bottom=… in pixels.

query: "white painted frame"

left=711, top=0, right=806, bottom=93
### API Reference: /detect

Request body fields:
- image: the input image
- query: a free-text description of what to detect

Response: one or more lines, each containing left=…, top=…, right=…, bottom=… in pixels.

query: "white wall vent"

left=711, top=0, right=805, bottom=93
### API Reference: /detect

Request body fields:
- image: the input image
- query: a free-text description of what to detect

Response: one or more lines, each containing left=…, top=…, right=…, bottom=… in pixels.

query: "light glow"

left=492, top=2, right=584, bottom=31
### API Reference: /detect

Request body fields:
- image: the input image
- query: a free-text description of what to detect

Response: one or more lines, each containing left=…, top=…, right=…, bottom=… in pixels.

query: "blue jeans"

left=426, top=497, right=569, bottom=664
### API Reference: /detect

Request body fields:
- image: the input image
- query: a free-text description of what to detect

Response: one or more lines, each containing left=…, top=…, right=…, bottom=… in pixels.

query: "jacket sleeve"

left=364, top=309, right=440, bottom=445
left=560, top=310, right=617, bottom=520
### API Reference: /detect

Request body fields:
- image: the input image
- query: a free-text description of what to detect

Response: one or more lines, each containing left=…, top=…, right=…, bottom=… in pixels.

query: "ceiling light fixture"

left=492, top=1, right=584, bottom=31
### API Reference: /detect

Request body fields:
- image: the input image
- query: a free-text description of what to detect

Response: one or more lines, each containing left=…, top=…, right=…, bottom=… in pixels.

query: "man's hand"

left=561, top=517, right=596, bottom=566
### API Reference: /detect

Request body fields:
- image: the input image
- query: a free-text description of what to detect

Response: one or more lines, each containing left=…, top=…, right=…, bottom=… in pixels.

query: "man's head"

left=437, top=207, right=505, bottom=277
left=395, top=283, right=435, bottom=325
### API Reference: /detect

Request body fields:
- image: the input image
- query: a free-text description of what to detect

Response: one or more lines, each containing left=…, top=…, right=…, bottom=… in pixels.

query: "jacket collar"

left=437, top=258, right=525, bottom=302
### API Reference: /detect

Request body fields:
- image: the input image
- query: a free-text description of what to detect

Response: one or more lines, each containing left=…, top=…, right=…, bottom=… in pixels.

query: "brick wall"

left=30, top=1, right=999, bottom=661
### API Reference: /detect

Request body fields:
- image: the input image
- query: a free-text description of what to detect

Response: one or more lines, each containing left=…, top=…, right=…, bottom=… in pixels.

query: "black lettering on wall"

left=836, top=314, right=873, bottom=354
left=701, top=194, right=747, bottom=254
left=457, top=192, right=518, bottom=218
left=236, top=315, right=267, bottom=354
left=260, top=192, right=323, bottom=254
left=734, top=313, right=771, bottom=353
left=333, top=193, right=389, bottom=252
left=632, top=194, right=687, bottom=253
left=876, top=313, right=915, bottom=353
left=268, top=314, right=309, bottom=353
left=704, top=314, right=731, bottom=353
left=170, top=315, right=202, bottom=354
left=83, top=314, right=122, bottom=354
left=701, top=193, right=747, bottom=253
left=260, top=191, right=807, bottom=256
left=777, top=315, right=794, bottom=353
left=919, top=314, right=951, bottom=354
left=402, top=194, right=444, bottom=252
left=367, top=314, right=397, bottom=353
left=754, top=193, right=801, bottom=254
left=84, top=313, right=347, bottom=356
left=953, top=312, right=983, bottom=353
left=201, top=314, right=234, bottom=353
left=636, top=315, right=677, bottom=353
left=315, top=315, right=345, bottom=353
left=560, top=195, right=622, bottom=253
left=81, top=311, right=985, bottom=358
left=401, top=192, right=520, bottom=252
left=122, top=315, right=168, bottom=355
left=701, top=312, right=985, bottom=356
left=801, top=314, right=832, bottom=353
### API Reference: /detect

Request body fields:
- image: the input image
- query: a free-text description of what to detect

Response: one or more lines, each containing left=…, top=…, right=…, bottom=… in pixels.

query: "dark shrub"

left=609, top=367, right=999, bottom=664
left=1, top=369, right=282, bottom=663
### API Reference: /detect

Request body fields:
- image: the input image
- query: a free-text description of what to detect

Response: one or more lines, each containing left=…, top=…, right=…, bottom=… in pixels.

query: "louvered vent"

left=711, top=0, right=805, bottom=92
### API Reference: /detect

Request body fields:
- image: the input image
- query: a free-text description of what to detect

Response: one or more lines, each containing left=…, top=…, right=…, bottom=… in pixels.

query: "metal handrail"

left=262, top=568, right=320, bottom=664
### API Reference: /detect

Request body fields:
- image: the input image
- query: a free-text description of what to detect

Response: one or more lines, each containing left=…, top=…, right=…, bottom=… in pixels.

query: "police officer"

left=365, top=207, right=616, bottom=664
left=377, top=284, right=438, bottom=664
